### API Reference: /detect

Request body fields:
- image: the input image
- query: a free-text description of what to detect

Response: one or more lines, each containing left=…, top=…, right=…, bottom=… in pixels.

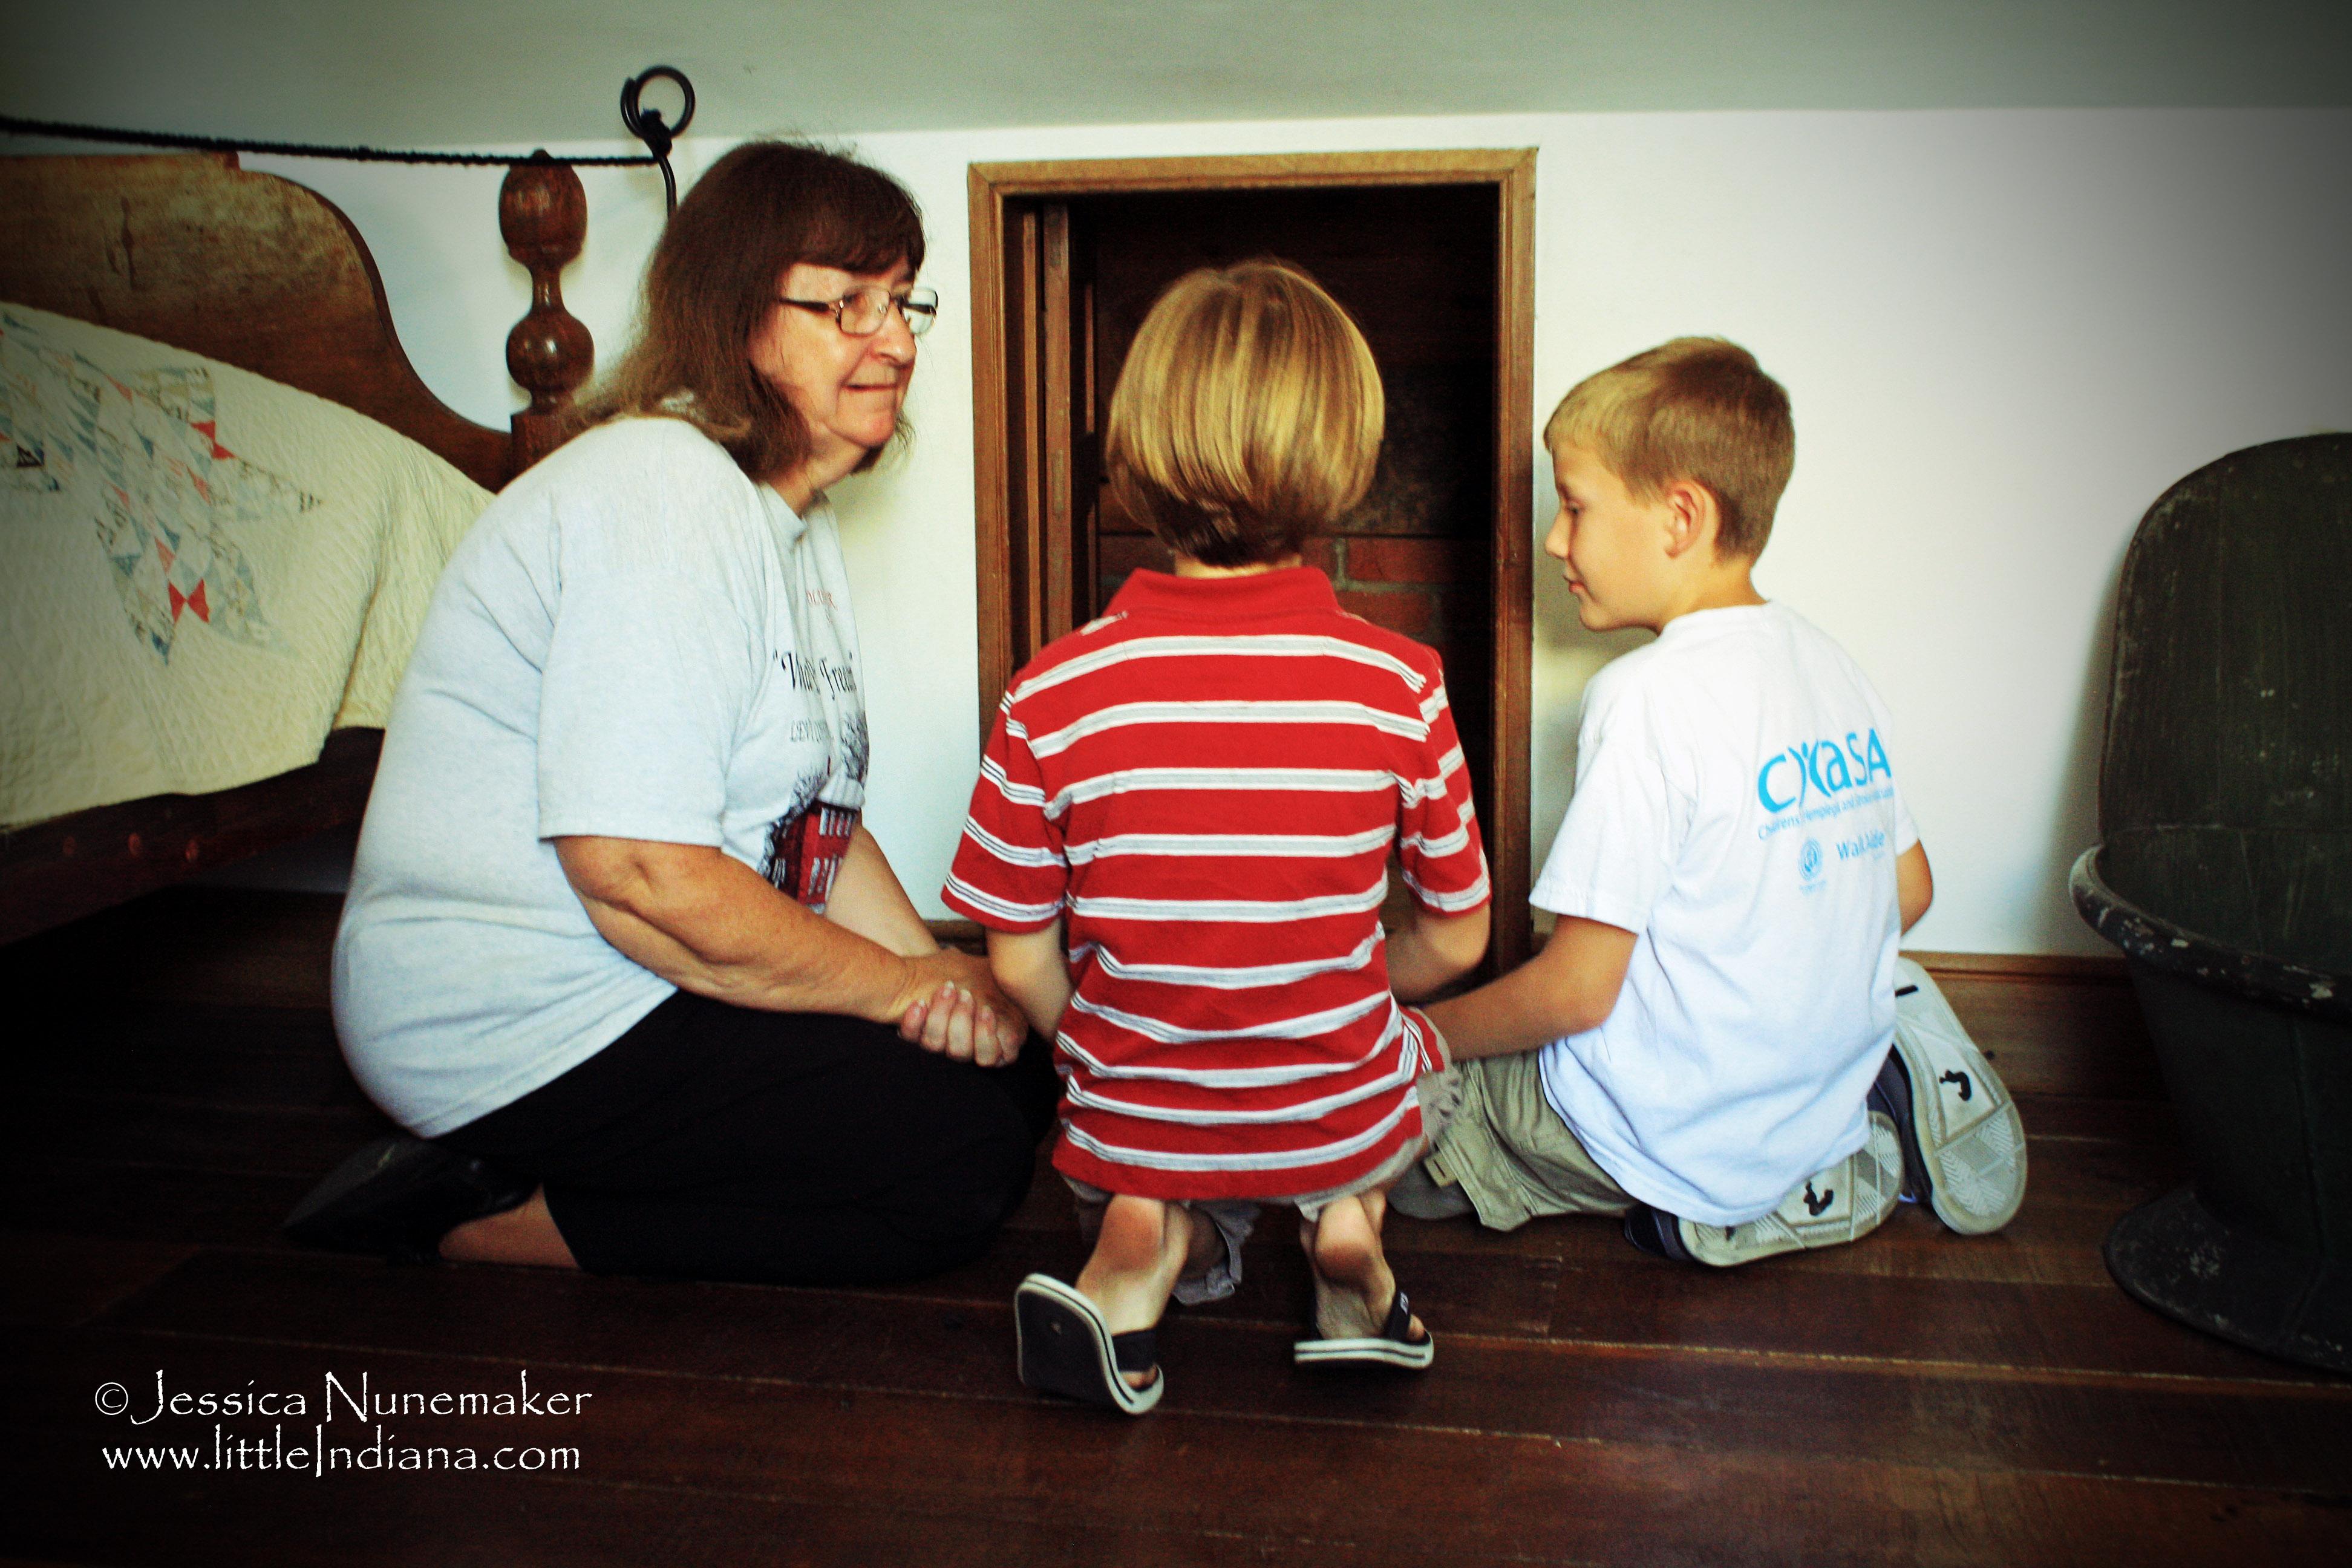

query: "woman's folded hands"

left=891, top=947, right=1028, bottom=1066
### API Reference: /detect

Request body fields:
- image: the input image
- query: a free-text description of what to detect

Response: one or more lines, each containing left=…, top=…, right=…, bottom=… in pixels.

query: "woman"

left=293, top=142, right=1054, bottom=1284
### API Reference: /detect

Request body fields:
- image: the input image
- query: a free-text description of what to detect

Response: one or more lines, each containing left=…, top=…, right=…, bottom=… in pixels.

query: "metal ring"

left=619, top=65, right=695, bottom=157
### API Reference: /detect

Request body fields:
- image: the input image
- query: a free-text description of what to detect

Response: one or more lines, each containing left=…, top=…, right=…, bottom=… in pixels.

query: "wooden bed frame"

left=0, top=151, right=592, bottom=945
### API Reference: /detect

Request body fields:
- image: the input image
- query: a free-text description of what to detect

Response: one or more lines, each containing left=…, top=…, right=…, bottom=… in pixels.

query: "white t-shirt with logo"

left=333, top=418, right=867, bottom=1137
left=1529, top=602, right=1918, bottom=1226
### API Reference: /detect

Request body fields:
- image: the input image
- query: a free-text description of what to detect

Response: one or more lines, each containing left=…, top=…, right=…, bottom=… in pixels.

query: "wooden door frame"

left=966, top=148, right=1539, bottom=969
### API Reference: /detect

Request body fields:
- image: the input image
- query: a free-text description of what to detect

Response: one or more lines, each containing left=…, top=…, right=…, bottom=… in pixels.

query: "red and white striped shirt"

left=942, top=567, right=1491, bottom=1201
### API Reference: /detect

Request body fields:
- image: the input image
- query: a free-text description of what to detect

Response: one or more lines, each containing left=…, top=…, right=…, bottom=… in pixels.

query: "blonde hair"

left=1105, top=261, right=1383, bottom=567
left=1545, top=337, right=1794, bottom=559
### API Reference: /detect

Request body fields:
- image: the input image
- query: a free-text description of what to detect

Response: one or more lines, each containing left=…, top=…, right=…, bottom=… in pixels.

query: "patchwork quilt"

left=0, top=303, right=490, bottom=827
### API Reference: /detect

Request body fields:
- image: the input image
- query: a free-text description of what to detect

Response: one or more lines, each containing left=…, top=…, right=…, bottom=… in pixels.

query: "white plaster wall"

left=232, top=107, right=2352, bottom=951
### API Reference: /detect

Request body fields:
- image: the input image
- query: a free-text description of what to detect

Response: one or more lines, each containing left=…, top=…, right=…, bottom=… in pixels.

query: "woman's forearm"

left=556, top=836, right=923, bottom=1021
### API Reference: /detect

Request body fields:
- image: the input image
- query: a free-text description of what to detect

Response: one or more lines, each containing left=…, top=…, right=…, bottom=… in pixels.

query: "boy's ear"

left=1659, top=479, right=1721, bottom=561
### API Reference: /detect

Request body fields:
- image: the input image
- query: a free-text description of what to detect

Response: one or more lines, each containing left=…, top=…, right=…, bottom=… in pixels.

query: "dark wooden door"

left=970, top=152, right=1536, bottom=967
left=991, top=201, right=1096, bottom=667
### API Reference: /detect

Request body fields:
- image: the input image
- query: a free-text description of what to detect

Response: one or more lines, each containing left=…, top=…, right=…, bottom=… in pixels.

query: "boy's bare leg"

left=1075, top=1194, right=1214, bottom=1388
left=1302, top=1187, right=1427, bottom=1342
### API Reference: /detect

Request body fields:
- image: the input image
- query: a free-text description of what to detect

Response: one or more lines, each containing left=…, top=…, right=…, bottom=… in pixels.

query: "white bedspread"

left=0, top=303, right=491, bottom=828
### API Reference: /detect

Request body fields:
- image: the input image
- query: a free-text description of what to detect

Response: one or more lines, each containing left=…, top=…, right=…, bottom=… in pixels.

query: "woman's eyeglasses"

left=776, top=285, right=938, bottom=338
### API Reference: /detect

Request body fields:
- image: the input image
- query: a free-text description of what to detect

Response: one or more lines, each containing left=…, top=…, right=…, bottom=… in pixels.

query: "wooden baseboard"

left=1904, top=949, right=2128, bottom=983
left=7, top=892, right=2157, bottom=1104
left=929, top=918, right=987, bottom=951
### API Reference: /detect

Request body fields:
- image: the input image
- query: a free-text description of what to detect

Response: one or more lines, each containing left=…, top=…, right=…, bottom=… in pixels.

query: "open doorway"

left=967, top=151, right=1537, bottom=967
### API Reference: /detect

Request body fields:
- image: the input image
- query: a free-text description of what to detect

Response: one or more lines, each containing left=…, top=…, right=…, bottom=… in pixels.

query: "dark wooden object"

left=2073, top=433, right=2352, bottom=1374
left=0, top=152, right=590, bottom=946
left=0, top=154, right=512, bottom=492
left=967, top=151, right=1538, bottom=970
left=0, top=733, right=379, bottom=947
left=5, top=892, right=2347, bottom=1566
left=500, top=152, right=593, bottom=476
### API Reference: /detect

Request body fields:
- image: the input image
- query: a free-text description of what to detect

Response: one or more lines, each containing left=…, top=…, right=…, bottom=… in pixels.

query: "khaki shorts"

left=1422, top=1050, right=1634, bottom=1231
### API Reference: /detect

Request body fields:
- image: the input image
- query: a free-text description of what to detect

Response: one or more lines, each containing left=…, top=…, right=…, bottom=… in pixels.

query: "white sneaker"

left=1390, top=1158, right=1475, bottom=1221
left=1872, top=958, right=2028, bottom=1235
left=1632, top=1113, right=1905, bottom=1268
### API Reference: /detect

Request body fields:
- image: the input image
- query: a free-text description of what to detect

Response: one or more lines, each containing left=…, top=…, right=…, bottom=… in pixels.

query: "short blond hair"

left=1105, top=261, right=1383, bottom=567
left=1545, top=337, right=1794, bottom=559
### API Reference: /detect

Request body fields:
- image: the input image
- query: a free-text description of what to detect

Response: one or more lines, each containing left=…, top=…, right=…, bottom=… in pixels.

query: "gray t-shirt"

left=333, top=417, right=867, bottom=1136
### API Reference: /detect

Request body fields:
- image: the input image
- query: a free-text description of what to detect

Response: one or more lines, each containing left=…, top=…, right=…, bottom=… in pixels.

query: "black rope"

left=2, top=67, right=697, bottom=213
left=0, top=114, right=658, bottom=167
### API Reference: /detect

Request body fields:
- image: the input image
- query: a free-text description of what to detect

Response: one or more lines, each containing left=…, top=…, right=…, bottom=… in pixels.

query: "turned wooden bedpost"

left=500, top=152, right=592, bottom=481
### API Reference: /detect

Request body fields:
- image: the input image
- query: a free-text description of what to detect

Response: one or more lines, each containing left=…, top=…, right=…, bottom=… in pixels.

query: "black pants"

left=439, top=991, right=1060, bottom=1286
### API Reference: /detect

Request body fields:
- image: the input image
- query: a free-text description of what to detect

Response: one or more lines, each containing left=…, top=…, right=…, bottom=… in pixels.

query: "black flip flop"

left=1014, top=1273, right=1163, bottom=1414
left=1294, top=1287, right=1435, bottom=1370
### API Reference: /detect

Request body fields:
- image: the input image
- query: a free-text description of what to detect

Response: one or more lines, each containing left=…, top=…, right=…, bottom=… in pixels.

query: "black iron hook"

left=621, top=66, right=695, bottom=214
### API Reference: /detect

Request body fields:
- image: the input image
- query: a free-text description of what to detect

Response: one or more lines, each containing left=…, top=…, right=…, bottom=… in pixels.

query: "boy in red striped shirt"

left=942, top=262, right=1492, bottom=1413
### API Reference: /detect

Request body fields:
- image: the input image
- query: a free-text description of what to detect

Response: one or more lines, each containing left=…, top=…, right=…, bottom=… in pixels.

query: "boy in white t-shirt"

left=1399, top=338, right=2027, bottom=1266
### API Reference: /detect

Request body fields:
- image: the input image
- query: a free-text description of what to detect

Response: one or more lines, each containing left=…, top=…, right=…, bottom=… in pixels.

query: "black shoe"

left=1622, top=1203, right=1694, bottom=1263
left=283, top=1136, right=535, bottom=1263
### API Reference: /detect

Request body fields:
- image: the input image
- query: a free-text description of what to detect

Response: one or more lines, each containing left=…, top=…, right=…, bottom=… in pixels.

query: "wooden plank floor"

left=4, top=891, right=2348, bottom=1567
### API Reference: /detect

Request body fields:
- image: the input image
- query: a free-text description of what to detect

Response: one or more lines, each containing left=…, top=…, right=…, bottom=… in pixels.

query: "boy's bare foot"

left=1302, top=1191, right=1426, bottom=1344
left=1076, top=1194, right=1194, bottom=1389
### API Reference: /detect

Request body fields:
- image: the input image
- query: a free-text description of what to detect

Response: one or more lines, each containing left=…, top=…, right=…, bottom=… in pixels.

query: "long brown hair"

left=571, top=141, right=926, bottom=481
